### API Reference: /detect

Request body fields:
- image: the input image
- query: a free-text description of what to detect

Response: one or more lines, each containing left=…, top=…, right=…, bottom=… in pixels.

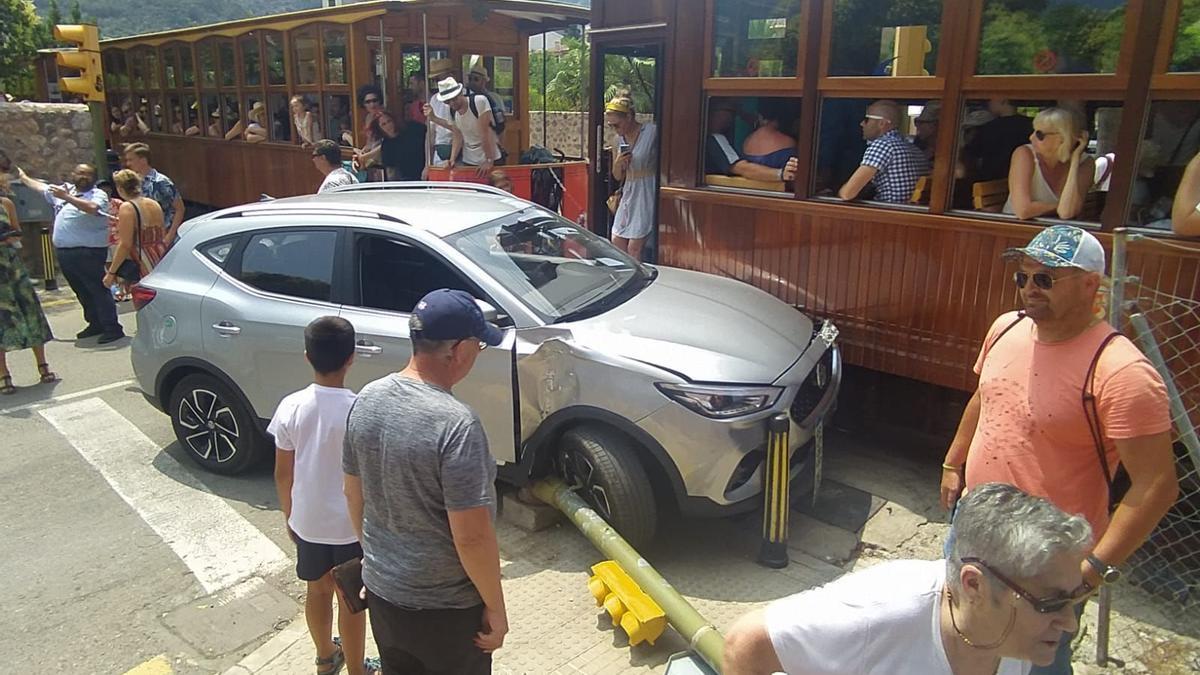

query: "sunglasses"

left=1033, top=129, right=1060, bottom=141
left=961, top=558, right=1091, bottom=614
left=1014, top=270, right=1084, bottom=290
left=862, top=114, right=886, bottom=124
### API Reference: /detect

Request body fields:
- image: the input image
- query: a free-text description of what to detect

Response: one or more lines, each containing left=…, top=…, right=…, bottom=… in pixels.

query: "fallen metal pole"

left=758, top=413, right=790, bottom=568
left=531, top=478, right=725, bottom=672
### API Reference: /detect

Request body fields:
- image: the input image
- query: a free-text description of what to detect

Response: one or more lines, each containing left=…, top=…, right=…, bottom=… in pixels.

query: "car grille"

left=790, top=347, right=834, bottom=425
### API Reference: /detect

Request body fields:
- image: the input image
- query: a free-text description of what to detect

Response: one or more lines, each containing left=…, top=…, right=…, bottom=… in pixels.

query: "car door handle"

left=211, top=321, right=241, bottom=336
left=356, top=340, right=382, bottom=356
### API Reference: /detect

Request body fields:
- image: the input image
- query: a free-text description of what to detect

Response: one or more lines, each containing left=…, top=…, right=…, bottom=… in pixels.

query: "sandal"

left=0, top=374, right=14, bottom=395
left=38, top=363, right=61, bottom=384
left=316, top=636, right=345, bottom=675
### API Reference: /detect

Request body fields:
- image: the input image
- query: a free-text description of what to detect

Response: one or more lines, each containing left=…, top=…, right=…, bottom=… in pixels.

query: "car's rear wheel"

left=168, top=373, right=265, bottom=475
left=556, top=425, right=657, bottom=549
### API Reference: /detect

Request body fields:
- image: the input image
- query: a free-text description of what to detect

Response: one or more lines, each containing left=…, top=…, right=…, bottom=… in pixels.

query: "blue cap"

left=1003, top=225, right=1106, bottom=274
left=409, top=289, right=504, bottom=346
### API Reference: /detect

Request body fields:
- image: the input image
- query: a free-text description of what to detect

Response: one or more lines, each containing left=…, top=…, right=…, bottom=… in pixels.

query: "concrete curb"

left=220, top=614, right=307, bottom=675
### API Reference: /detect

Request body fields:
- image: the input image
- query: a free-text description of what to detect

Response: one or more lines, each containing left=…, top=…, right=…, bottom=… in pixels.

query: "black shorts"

left=293, top=536, right=362, bottom=582
left=366, top=589, right=491, bottom=675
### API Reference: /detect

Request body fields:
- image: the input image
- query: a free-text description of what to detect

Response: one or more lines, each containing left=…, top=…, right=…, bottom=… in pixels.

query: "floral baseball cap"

left=1004, top=225, right=1106, bottom=274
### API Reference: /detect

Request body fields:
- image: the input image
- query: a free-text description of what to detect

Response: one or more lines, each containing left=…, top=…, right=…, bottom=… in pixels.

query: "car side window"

left=356, top=234, right=473, bottom=313
left=201, top=238, right=236, bottom=267
left=235, top=230, right=337, bottom=302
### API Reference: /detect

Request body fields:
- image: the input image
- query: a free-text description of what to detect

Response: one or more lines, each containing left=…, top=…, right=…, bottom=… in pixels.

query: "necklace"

left=947, top=589, right=1015, bottom=650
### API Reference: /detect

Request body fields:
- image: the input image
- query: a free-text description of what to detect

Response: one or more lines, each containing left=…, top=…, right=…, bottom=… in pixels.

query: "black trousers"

left=365, top=589, right=491, bottom=675
left=56, top=247, right=120, bottom=334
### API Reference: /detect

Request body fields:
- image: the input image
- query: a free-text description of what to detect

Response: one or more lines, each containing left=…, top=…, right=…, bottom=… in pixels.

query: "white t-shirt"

left=766, top=559, right=1031, bottom=675
left=318, top=167, right=358, bottom=193
left=267, top=384, right=359, bottom=545
left=452, top=94, right=501, bottom=166
left=430, top=96, right=453, bottom=148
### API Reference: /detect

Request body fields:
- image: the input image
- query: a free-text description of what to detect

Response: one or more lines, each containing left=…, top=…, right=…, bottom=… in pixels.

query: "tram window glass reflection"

left=145, top=50, right=160, bottom=90
left=147, top=96, right=163, bottom=133
left=976, top=1, right=1126, bottom=75
left=813, top=98, right=937, bottom=206
left=163, top=47, right=178, bottom=88
left=110, top=50, right=129, bottom=90
left=710, top=0, right=800, bottom=78
left=703, top=96, right=801, bottom=195
left=268, top=93, right=292, bottom=142
left=218, top=40, right=236, bottom=88
left=129, top=50, right=145, bottom=90
left=325, top=94, right=353, bottom=147
left=324, top=28, right=347, bottom=85
left=950, top=99, right=1122, bottom=223
left=182, top=95, right=199, bottom=136
left=1130, top=101, right=1200, bottom=229
left=829, top=0, right=942, bottom=77
left=180, top=46, right=195, bottom=88
left=264, top=32, right=286, bottom=86
left=198, top=42, right=217, bottom=89
left=294, top=30, right=319, bottom=86
left=1171, top=0, right=1200, bottom=72
left=241, top=34, right=262, bottom=87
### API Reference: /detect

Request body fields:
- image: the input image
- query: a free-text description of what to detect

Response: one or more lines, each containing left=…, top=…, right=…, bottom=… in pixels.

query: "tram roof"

left=100, top=0, right=589, bottom=48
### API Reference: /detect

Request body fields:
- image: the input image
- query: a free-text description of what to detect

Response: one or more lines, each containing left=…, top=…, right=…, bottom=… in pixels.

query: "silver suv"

left=131, top=183, right=840, bottom=545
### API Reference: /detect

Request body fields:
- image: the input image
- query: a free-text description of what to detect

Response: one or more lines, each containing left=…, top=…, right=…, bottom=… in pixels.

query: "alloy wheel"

left=176, top=387, right=241, bottom=464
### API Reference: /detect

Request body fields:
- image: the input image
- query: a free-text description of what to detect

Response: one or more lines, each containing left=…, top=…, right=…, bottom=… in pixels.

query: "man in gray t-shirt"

left=343, top=288, right=506, bottom=674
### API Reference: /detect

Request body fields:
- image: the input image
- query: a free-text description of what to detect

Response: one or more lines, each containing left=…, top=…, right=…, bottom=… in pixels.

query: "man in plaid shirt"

left=838, top=100, right=931, bottom=203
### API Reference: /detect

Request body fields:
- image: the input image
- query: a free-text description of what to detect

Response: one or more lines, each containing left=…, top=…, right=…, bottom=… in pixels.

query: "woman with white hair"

left=1004, top=107, right=1094, bottom=220
left=722, top=483, right=1093, bottom=675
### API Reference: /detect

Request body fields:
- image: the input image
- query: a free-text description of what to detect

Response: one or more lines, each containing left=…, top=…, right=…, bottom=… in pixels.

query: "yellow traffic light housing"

left=588, top=560, right=667, bottom=646
left=53, top=24, right=104, bottom=102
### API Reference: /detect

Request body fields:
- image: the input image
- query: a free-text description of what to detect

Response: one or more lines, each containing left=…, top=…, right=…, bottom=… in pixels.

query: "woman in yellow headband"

left=605, top=95, right=657, bottom=260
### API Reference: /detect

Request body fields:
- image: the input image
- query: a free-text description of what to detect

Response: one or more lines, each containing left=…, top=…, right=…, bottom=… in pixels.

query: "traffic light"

left=53, top=24, right=105, bottom=102
left=588, top=560, right=667, bottom=646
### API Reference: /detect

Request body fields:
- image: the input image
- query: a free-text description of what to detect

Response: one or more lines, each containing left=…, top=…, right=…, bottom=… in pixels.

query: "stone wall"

left=528, top=111, right=654, bottom=159
left=0, top=102, right=95, bottom=184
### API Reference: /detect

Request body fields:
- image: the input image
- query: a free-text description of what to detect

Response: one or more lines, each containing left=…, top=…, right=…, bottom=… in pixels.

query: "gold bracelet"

left=941, top=462, right=963, bottom=472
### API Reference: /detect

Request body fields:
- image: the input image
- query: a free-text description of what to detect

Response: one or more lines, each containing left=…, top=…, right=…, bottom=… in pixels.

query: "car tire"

left=168, top=373, right=265, bottom=475
left=557, top=425, right=658, bottom=549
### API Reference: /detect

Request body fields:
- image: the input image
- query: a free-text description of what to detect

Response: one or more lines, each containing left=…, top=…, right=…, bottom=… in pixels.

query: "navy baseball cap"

left=410, top=289, right=504, bottom=346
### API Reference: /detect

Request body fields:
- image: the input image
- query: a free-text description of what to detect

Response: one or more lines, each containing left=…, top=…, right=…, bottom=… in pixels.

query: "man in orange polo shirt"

left=940, top=224, right=1179, bottom=675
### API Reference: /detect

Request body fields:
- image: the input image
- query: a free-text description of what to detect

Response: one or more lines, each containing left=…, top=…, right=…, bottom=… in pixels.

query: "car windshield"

left=446, top=207, right=652, bottom=323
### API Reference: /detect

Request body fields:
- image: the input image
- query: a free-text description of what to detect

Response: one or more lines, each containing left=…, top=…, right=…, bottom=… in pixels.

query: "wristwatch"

left=1086, top=554, right=1121, bottom=585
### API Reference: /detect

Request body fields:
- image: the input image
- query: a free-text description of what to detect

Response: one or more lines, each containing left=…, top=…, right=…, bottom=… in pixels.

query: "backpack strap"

left=984, top=311, right=1027, bottom=355
left=1082, top=329, right=1124, bottom=512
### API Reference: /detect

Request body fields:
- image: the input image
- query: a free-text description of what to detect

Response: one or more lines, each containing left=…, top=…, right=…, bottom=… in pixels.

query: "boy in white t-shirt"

left=270, top=316, right=375, bottom=675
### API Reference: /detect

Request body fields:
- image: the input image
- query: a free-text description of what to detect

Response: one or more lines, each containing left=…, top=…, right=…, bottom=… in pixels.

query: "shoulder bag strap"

left=1082, top=330, right=1124, bottom=511
left=131, top=200, right=144, bottom=266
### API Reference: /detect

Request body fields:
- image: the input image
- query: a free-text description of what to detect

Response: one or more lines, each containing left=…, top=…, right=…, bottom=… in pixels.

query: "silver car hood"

left=565, top=266, right=813, bottom=383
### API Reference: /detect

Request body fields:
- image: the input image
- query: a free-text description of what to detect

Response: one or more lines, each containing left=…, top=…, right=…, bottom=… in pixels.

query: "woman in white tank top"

left=1004, top=107, right=1094, bottom=220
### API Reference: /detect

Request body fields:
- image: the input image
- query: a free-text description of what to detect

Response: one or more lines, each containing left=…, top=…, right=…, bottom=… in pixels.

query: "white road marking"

left=0, top=378, right=137, bottom=416
left=39, top=397, right=289, bottom=594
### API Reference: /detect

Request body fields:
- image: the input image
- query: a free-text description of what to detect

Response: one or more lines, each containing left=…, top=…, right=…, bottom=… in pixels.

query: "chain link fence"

left=1092, top=229, right=1200, bottom=672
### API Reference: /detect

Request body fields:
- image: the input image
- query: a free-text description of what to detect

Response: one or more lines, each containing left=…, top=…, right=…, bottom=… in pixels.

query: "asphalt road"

left=1, top=294, right=303, bottom=674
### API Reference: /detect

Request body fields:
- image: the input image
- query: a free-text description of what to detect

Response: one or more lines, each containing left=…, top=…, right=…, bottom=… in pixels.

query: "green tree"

left=1171, top=0, right=1200, bottom=72
left=0, top=0, right=46, bottom=98
left=976, top=3, right=1044, bottom=74
left=69, top=0, right=81, bottom=23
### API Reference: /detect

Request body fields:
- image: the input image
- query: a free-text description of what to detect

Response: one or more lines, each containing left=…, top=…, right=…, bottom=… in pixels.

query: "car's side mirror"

left=475, top=298, right=511, bottom=326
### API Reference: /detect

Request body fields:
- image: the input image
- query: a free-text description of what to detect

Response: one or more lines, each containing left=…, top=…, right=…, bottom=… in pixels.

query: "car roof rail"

left=212, top=205, right=406, bottom=224
left=328, top=181, right=518, bottom=199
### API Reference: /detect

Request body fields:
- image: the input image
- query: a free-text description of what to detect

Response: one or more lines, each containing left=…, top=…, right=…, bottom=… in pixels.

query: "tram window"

left=240, top=96, right=267, bottom=143
left=463, top=54, right=515, bottom=115
left=1129, top=101, right=1200, bottom=230
left=110, top=51, right=129, bottom=90
left=976, top=1, right=1126, bottom=75
left=702, top=96, right=801, bottom=195
left=1171, top=0, right=1200, bottom=72
left=812, top=98, right=937, bottom=206
left=221, top=94, right=241, bottom=138
left=163, top=47, right=177, bottom=89
left=146, top=50, right=160, bottom=90
left=180, top=46, right=195, bottom=88
left=950, top=99, right=1122, bottom=223
left=293, top=30, right=319, bottom=86
left=324, top=94, right=353, bottom=147
left=710, top=0, right=800, bottom=78
left=264, top=32, right=286, bottom=86
left=241, top=34, right=262, bottom=87
left=202, top=94, right=223, bottom=137
left=829, top=0, right=942, bottom=77
left=182, top=95, right=200, bottom=136
left=324, top=28, right=347, bottom=85
left=129, top=50, right=145, bottom=90
left=219, top=41, right=236, bottom=88
left=198, top=43, right=217, bottom=89
left=148, top=96, right=163, bottom=133
left=167, top=95, right=183, bottom=134
left=268, top=93, right=292, bottom=143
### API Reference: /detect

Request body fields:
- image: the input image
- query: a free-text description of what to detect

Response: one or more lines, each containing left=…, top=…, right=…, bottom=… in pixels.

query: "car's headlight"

left=655, top=383, right=783, bottom=419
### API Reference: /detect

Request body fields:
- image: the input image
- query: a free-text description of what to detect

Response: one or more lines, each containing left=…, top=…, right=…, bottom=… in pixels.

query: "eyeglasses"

left=1014, top=270, right=1084, bottom=290
left=862, top=114, right=886, bottom=124
left=1034, top=129, right=1060, bottom=141
left=961, top=558, right=1090, bottom=614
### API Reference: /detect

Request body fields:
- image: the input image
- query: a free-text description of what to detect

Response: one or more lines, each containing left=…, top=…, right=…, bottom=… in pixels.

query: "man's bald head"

left=868, top=100, right=902, bottom=127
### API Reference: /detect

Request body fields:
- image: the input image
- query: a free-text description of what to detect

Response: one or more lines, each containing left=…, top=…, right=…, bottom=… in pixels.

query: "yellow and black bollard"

left=40, top=226, right=58, bottom=291
left=758, top=413, right=791, bottom=568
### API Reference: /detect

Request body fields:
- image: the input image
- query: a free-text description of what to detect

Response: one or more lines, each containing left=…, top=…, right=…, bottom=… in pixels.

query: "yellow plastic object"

left=53, top=24, right=105, bottom=102
left=892, top=25, right=932, bottom=77
left=588, top=560, right=668, bottom=646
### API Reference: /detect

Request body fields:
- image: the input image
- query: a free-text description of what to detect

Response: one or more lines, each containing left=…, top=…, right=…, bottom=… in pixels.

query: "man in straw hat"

left=421, top=58, right=459, bottom=169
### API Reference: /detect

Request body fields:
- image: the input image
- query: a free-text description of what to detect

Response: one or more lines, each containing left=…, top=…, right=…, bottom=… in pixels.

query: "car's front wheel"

left=556, top=425, right=658, bottom=549
left=168, top=373, right=265, bottom=475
